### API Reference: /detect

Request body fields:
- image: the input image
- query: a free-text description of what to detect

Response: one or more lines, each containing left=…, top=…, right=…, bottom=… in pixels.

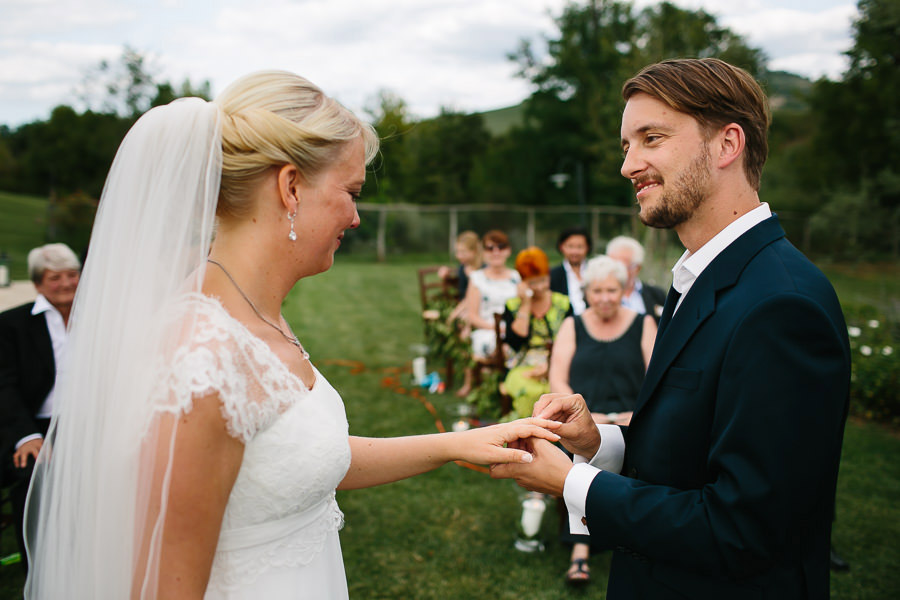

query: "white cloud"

left=0, top=0, right=861, bottom=127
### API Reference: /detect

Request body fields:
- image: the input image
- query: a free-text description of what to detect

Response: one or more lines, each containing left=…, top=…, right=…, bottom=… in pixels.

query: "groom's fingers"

left=533, top=393, right=585, bottom=421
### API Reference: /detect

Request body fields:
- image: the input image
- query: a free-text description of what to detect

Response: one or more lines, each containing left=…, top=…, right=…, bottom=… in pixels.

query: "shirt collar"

left=31, top=294, right=55, bottom=316
left=671, top=203, right=772, bottom=293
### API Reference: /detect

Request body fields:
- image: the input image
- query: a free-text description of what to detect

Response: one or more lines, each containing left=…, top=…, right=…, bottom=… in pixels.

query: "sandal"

left=566, top=558, right=590, bottom=586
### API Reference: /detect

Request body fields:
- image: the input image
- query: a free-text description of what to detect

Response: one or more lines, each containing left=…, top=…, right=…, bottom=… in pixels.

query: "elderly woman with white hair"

left=0, top=242, right=80, bottom=574
left=547, top=254, right=656, bottom=586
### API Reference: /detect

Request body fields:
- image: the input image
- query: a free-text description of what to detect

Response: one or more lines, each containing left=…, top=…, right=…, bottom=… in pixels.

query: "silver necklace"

left=207, top=259, right=309, bottom=360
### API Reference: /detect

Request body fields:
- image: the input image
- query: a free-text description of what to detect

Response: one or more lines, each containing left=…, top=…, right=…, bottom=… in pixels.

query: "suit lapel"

left=632, top=216, right=787, bottom=419
left=28, top=308, right=56, bottom=377
left=655, top=287, right=680, bottom=335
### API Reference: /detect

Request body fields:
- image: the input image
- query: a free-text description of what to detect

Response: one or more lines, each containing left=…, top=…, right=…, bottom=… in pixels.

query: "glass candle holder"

left=451, top=402, right=473, bottom=431
left=514, top=491, right=548, bottom=552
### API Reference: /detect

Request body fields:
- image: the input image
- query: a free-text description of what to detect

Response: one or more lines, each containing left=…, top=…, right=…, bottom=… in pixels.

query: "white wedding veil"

left=24, top=97, right=222, bottom=598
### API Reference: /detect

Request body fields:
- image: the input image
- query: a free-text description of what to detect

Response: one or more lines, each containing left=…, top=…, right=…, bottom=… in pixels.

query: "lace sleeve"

left=151, top=294, right=299, bottom=443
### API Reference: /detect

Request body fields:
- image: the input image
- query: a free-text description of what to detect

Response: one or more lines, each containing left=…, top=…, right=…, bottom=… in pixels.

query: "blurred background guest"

left=460, top=230, right=520, bottom=396
left=0, top=243, right=81, bottom=574
left=438, top=230, right=483, bottom=322
left=549, top=227, right=591, bottom=316
left=547, top=255, right=656, bottom=586
left=502, top=247, right=572, bottom=419
left=605, top=235, right=666, bottom=322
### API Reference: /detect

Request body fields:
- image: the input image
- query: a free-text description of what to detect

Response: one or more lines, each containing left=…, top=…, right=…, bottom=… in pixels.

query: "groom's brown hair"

left=622, top=58, right=771, bottom=191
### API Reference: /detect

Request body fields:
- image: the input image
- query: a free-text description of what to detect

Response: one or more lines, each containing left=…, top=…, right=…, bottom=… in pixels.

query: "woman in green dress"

left=502, top=247, right=572, bottom=418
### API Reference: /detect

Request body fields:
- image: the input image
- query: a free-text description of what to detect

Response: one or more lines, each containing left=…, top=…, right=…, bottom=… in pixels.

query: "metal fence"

left=344, top=202, right=813, bottom=289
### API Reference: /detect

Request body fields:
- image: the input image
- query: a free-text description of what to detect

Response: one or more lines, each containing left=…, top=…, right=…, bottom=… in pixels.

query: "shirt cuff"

left=15, top=433, right=43, bottom=450
left=587, top=424, right=625, bottom=473
left=564, top=462, right=599, bottom=535
left=563, top=424, right=626, bottom=535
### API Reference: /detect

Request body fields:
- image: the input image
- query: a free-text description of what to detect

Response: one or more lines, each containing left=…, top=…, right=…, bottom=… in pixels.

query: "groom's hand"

left=490, top=437, right=572, bottom=497
left=532, top=393, right=602, bottom=460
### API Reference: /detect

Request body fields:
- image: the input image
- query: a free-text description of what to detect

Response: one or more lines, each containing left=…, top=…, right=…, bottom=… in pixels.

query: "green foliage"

left=801, top=0, right=900, bottom=258
left=465, top=368, right=505, bottom=421
left=422, top=296, right=470, bottom=376
left=0, top=106, right=132, bottom=197
left=46, top=191, right=98, bottom=256
left=0, top=190, right=48, bottom=279
left=502, top=0, right=767, bottom=208
left=843, top=304, right=899, bottom=425
left=0, top=47, right=213, bottom=199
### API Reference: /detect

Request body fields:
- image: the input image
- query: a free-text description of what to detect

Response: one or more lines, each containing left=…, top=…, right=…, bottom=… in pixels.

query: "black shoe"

left=830, top=547, right=850, bottom=571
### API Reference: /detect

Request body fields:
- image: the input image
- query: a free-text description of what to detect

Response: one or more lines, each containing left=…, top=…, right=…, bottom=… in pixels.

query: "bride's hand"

left=451, top=418, right=561, bottom=465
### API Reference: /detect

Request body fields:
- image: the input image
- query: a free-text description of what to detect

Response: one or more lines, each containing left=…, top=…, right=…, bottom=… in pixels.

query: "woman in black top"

left=548, top=255, right=656, bottom=585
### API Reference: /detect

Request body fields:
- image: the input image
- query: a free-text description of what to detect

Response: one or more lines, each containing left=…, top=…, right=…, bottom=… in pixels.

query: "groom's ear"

left=276, top=164, right=302, bottom=213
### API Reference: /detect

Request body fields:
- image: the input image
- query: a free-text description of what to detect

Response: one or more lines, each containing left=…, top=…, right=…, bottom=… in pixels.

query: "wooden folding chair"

left=417, top=266, right=461, bottom=385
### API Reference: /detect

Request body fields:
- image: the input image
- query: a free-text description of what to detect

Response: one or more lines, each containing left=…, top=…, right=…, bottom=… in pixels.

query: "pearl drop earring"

left=288, top=211, right=297, bottom=241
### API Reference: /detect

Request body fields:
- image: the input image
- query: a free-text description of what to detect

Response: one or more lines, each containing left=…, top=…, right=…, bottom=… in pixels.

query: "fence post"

left=527, top=209, right=536, bottom=247
left=377, top=206, right=387, bottom=262
left=449, top=207, right=458, bottom=258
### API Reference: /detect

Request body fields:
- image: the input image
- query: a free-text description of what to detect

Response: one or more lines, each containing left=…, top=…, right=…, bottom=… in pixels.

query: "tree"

left=506, top=0, right=766, bottom=208
left=362, top=91, right=414, bottom=203
left=404, top=109, right=490, bottom=205
left=804, top=0, right=900, bottom=257
left=77, top=46, right=159, bottom=118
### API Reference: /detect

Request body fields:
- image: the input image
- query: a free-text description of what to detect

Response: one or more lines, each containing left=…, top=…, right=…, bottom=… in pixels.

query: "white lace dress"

left=156, top=294, right=352, bottom=599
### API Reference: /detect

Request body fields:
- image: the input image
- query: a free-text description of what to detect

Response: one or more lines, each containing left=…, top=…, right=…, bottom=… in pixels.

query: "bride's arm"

left=338, top=419, right=560, bottom=490
left=147, top=393, right=244, bottom=599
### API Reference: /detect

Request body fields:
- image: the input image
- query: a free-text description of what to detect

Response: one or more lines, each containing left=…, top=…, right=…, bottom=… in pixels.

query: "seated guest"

left=605, top=235, right=666, bottom=322
left=502, top=247, right=572, bottom=419
left=549, top=227, right=591, bottom=316
left=0, top=243, right=81, bottom=574
left=439, top=231, right=484, bottom=397
left=439, top=230, right=483, bottom=322
left=547, top=255, right=656, bottom=586
left=464, top=230, right=520, bottom=362
left=459, top=230, right=519, bottom=398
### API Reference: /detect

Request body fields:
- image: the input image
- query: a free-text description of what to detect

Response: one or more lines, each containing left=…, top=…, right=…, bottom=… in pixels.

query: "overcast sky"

left=0, top=0, right=859, bottom=128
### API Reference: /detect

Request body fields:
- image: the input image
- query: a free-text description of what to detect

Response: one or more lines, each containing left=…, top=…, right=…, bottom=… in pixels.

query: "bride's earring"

left=287, top=211, right=297, bottom=241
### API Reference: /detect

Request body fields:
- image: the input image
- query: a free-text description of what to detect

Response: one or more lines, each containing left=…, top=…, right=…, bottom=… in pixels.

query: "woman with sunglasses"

left=464, top=230, right=520, bottom=363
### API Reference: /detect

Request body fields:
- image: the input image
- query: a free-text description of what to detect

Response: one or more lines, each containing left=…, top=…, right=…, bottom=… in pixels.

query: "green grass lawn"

left=289, top=259, right=899, bottom=599
left=0, top=191, right=48, bottom=281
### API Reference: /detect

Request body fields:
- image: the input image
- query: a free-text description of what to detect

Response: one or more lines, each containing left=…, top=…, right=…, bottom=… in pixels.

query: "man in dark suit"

left=493, top=58, right=850, bottom=599
left=549, top=227, right=591, bottom=315
left=0, top=243, right=80, bottom=572
left=606, top=235, right=667, bottom=323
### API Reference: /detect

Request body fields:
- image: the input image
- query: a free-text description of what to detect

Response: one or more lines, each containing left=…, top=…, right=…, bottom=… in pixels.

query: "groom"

left=493, top=58, right=850, bottom=599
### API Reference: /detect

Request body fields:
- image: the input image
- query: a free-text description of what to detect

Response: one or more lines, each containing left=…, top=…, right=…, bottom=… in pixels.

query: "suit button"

left=628, top=467, right=638, bottom=478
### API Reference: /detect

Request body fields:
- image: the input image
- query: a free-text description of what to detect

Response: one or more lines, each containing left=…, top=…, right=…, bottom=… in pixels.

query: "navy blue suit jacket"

left=0, top=302, right=55, bottom=455
left=583, top=216, right=850, bottom=599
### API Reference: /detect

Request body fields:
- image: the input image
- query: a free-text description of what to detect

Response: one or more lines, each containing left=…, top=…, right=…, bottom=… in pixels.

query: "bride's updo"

left=214, top=71, right=379, bottom=218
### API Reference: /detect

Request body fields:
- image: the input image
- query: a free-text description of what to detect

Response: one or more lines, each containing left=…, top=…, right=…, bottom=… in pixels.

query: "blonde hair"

left=457, top=230, right=482, bottom=267
left=214, top=70, right=379, bottom=219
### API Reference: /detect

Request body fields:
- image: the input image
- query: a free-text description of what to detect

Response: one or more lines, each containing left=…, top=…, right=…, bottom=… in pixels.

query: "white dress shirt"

left=562, top=203, right=773, bottom=534
left=620, top=279, right=648, bottom=315
left=671, top=203, right=772, bottom=312
left=563, top=260, right=587, bottom=315
left=16, top=294, right=68, bottom=448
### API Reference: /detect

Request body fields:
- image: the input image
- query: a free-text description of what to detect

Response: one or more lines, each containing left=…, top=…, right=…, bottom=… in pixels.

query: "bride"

left=23, top=71, right=559, bottom=599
